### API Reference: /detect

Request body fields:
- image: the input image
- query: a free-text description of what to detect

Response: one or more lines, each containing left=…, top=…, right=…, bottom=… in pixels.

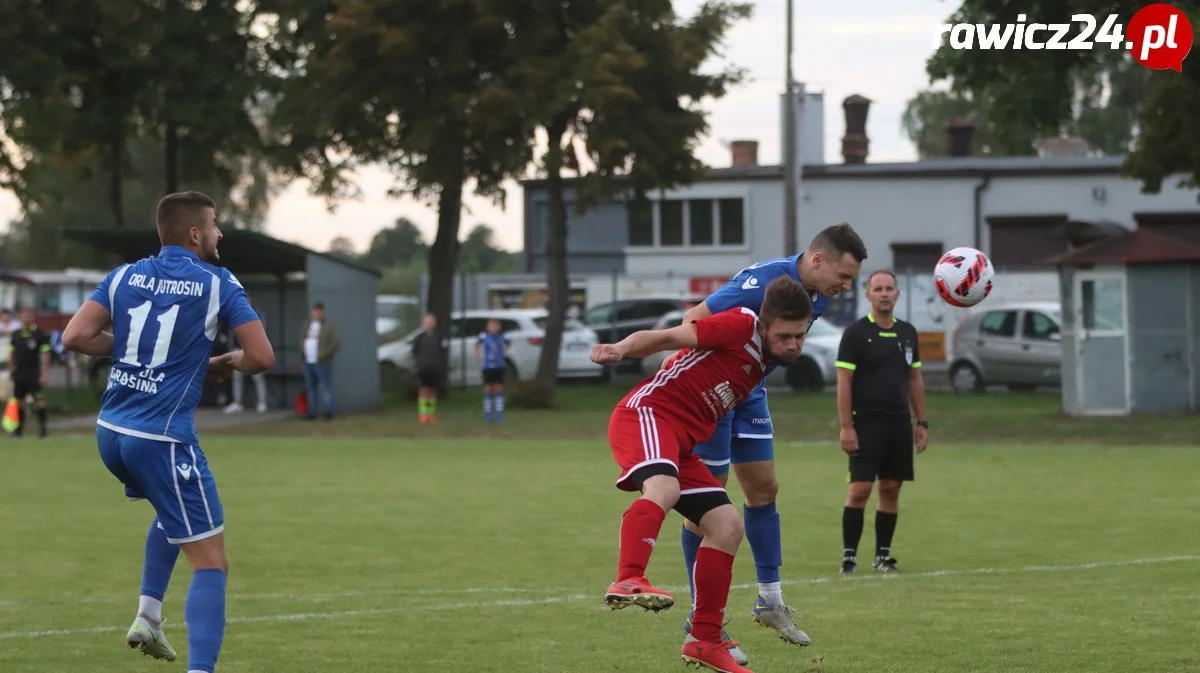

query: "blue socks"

left=744, top=503, right=782, bottom=584
left=140, top=518, right=180, bottom=603
left=185, top=568, right=227, bottom=673
left=484, top=392, right=505, bottom=422
left=681, top=526, right=703, bottom=601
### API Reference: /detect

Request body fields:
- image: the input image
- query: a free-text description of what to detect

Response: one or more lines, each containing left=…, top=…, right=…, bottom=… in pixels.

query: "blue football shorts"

left=97, top=426, right=224, bottom=544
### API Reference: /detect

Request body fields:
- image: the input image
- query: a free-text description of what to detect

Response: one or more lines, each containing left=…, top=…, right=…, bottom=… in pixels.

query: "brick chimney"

left=730, top=140, right=759, bottom=167
left=841, top=94, right=871, bottom=164
left=946, top=117, right=976, bottom=157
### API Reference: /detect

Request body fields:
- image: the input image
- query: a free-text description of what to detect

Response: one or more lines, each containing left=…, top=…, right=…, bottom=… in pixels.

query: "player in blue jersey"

left=62, top=191, right=274, bottom=673
left=475, top=318, right=511, bottom=422
left=675, top=223, right=867, bottom=663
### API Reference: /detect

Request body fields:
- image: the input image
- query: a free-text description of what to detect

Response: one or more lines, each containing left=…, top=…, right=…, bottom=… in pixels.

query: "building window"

left=987, top=215, right=1069, bottom=270
left=891, top=242, right=943, bottom=273
left=718, top=199, right=745, bottom=246
left=689, top=200, right=714, bottom=245
left=627, top=202, right=653, bottom=247
left=627, top=197, right=746, bottom=249
left=1134, top=212, right=1200, bottom=246
left=660, top=200, right=684, bottom=246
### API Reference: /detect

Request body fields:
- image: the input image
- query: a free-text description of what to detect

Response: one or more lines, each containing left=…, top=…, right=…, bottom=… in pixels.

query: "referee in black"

left=9, top=306, right=51, bottom=438
left=834, top=269, right=928, bottom=574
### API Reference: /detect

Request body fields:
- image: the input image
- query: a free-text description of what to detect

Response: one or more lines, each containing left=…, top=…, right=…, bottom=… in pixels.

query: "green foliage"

left=902, top=91, right=1036, bottom=157
left=506, top=380, right=558, bottom=410
left=329, top=218, right=510, bottom=297
left=458, top=225, right=513, bottom=274
left=518, top=0, right=752, bottom=398
left=0, top=0, right=282, bottom=234
left=361, top=218, right=428, bottom=271
left=924, top=0, right=1198, bottom=193
left=378, top=259, right=428, bottom=297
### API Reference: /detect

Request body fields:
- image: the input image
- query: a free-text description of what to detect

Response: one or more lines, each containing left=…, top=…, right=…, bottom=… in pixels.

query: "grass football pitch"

left=1, top=389, right=1197, bottom=672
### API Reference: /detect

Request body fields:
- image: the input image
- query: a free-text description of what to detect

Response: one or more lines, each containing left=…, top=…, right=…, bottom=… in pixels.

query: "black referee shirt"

left=835, top=313, right=921, bottom=416
left=10, top=326, right=51, bottom=376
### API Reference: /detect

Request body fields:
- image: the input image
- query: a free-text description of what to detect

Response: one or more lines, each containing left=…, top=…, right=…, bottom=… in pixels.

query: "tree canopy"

left=513, top=0, right=751, bottom=400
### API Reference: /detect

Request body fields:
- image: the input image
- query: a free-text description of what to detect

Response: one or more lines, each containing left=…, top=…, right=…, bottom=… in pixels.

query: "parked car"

left=947, top=301, right=1063, bottom=394
left=378, top=309, right=603, bottom=386
left=580, top=296, right=706, bottom=343
left=582, top=296, right=705, bottom=373
left=639, top=310, right=843, bottom=392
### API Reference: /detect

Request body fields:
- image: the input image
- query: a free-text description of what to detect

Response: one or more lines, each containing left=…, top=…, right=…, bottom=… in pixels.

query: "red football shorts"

left=609, top=405, right=724, bottom=494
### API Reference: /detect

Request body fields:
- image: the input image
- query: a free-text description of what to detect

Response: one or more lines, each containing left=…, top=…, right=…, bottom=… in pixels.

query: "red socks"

left=691, top=546, right=735, bottom=642
left=617, top=499, right=667, bottom=581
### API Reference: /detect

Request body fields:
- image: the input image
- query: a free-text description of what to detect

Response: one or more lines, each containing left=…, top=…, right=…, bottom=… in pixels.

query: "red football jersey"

left=619, top=307, right=766, bottom=442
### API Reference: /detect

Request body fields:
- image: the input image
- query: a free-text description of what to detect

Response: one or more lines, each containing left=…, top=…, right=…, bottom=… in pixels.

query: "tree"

left=458, top=224, right=514, bottom=274
left=901, top=91, right=1031, bottom=157
left=270, top=0, right=532, bottom=380
left=903, top=60, right=1147, bottom=158
left=0, top=0, right=282, bottom=231
left=361, top=218, right=428, bottom=271
left=0, top=0, right=153, bottom=227
left=514, top=0, right=751, bottom=403
left=925, top=1, right=1194, bottom=192
left=327, top=235, right=358, bottom=262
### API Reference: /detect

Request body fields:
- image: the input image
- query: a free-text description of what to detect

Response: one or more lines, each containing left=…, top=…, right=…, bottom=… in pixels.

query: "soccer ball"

left=934, top=247, right=995, bottom=307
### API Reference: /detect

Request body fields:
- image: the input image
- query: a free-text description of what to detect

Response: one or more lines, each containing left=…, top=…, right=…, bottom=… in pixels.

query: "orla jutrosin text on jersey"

left=126, top=272, right=207, bottom=298
left=107, top=272, right=206, bottom=395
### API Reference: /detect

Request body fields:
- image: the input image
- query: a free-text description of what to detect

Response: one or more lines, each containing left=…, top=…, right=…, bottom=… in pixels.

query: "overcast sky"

left=0, top=0, right=956, bottom=254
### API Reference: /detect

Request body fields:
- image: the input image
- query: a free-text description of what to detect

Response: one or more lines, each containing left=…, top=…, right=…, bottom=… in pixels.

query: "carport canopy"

left=61, top=227, right=378, bottom=277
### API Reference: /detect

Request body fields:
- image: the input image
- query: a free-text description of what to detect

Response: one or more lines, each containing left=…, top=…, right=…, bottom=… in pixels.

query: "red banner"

left=689, top=276, right=728, bottom=296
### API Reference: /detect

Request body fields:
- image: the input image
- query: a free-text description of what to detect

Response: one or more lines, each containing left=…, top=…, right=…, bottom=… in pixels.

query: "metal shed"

left=1047, top=229, right=1200, bottom=416
left=63, top=228, right=382, bottom=415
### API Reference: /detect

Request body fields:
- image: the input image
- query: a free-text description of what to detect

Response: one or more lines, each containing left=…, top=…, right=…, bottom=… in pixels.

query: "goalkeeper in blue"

left=62, top=192, right=275, bottom=673
left=676, top=223, right=866, bottom=665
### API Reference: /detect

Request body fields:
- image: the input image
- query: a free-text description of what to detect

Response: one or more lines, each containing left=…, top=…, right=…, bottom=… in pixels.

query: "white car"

left=378, top=308, right=603, bottom=386
left=639, top=310, right=844, bottom=392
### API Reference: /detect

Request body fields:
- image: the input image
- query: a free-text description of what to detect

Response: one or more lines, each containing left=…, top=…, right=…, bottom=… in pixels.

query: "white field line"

left=0, top=554, right=1195, bottom=640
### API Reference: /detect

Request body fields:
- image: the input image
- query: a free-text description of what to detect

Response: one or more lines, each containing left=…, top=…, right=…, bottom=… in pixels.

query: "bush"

left=508, top=380, right=557, bottom=409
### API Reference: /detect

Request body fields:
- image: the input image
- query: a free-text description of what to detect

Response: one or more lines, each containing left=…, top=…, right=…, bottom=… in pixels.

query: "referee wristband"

left=916, top=420, right=928, bottom=428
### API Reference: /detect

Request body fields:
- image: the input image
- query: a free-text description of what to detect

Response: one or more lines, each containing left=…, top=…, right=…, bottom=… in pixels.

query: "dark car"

left=580, top=296, right=705, bottom=342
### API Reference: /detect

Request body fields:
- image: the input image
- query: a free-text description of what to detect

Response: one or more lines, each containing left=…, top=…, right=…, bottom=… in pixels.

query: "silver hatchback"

left=948, top=302, right=1063, bottom=393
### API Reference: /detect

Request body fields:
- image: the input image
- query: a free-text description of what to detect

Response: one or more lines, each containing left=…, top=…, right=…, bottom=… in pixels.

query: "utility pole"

left=782, top=0, right=799, bottom=255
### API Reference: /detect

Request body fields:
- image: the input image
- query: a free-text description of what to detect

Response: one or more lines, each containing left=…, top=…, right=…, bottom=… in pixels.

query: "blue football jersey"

left=89, top=246, right=260, bottom=445
left=477, top=332, right=509, bottom=370
left=705, top=253, right=827, bottom=375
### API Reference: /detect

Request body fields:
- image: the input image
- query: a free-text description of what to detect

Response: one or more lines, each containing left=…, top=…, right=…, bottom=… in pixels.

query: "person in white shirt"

left=300, top=302, right=339, bottom=419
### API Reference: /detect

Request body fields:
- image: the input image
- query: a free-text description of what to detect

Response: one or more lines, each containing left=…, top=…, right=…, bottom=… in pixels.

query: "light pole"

left=782, top=0, right=799, bottom=255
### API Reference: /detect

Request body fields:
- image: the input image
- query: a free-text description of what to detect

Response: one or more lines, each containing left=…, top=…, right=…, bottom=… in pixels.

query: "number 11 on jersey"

left=120, top=301, right=179, bottom=369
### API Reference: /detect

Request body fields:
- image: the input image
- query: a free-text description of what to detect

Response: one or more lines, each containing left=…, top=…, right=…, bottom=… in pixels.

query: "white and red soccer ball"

left=934, top=247, right=994, bottom=307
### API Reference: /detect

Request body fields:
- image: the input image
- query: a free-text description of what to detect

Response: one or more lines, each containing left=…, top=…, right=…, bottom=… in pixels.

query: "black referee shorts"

left=849, top=415, right=914, bottom=483
left=11, top=371, right=44, bottom=401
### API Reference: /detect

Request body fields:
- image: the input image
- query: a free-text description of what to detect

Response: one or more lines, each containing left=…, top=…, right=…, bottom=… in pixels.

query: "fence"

left=403, top=267, right=1062, bottom=390
left=420, top=266, right=1059, bottom=335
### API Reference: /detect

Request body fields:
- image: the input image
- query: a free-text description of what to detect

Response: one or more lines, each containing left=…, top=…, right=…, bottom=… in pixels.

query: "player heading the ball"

left=590, top=275, right=813, bottom=673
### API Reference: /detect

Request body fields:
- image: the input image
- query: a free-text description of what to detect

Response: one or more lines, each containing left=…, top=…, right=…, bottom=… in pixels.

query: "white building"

left=517, top=89, right=1200, bottom=357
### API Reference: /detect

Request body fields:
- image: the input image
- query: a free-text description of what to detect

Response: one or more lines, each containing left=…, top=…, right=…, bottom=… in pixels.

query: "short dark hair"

left=866, top=269, right=897, bottom=285
left=809, top=223, right=867, bottom=262
left=157, top=191, right=216, bottom=246
left=759, top=276, right=813, bottom=325
left=313, top=302, right=325, bottom=310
